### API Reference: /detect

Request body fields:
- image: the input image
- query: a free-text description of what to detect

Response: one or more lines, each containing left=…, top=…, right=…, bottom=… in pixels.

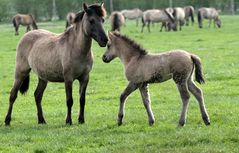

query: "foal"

left=102, top=32, right=210, bottom=127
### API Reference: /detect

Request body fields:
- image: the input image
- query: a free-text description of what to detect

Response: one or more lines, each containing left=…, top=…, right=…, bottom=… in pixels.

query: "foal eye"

left=107, top=44, right=110, bottom=48
left=89, top=19, right=95, bottom=24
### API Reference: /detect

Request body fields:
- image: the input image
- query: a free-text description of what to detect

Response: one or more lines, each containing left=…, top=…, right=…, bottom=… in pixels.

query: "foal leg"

left=118, top=82, right=138, bottom=126
left=78, top=75, right=89, bottom=124
left=5, top=74, right=28, bottom=125
left=188, top=79, right=210, bottom=125
left=139, top=84, right=155, bottom=125
left=64, top=74, right=73, bottom=125
left=176, top=81, right=190, bottom=127
left=34, top=78, right=47, bottom=124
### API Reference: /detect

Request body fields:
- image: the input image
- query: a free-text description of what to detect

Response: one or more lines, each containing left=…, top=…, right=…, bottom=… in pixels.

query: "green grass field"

left=0, top=16, right=239, bottom=153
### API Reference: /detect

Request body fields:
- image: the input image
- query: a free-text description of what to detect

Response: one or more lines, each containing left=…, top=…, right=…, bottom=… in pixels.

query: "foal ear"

left=100, top=2, right=104, bottom=8
left=108, top=31, right=115, bottom=40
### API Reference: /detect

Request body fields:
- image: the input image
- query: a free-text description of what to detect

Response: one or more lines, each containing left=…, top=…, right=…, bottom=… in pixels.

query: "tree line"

left=0, top=0, right=238, bottom=22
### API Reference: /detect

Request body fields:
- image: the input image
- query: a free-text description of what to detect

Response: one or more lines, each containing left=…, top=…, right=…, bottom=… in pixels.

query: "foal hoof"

left=149, top=120, right=155, bottom=126
left=202, top=116, right=210, bottom=126
left=118, top=121, right=123, bottom=126
left=178, top=121, right=185, bottom=127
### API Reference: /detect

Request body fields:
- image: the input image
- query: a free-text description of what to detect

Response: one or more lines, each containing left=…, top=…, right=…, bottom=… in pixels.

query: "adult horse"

left=172, top=7, right=186, bottom=31
left=109, top=11, right=125, bottom=31
left=12, top=14, right=38, bottom=35
left=184, top=6, right=194, bottom=26
left=141, top=9, right=175, bottom=32
left=102, top=32, right=210, bottom=127
left=5, top=3, right=108, bottom=126
left=65, top=12, right=76, bottom=29
left=198, top=7, right=221, bottom=28
left=121, top=8, right=143, bottom=26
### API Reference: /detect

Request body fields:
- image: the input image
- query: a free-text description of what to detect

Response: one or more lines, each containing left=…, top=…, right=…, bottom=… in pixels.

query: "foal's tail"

left=191, top=55, right=205, bottom=84
left=20, top=75, right=30, bottom=94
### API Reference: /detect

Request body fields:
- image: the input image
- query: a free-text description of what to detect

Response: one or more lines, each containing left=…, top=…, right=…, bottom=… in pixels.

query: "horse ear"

left=100, top=2, right=104, bottom=8
left=83, top=3, right=88, bottom=12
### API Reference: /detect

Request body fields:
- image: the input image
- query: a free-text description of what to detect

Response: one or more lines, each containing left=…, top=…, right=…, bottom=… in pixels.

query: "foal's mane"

left=113, top=32, right=148, bottom=55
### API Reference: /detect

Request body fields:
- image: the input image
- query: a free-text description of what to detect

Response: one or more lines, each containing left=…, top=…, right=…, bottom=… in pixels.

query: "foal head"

left=102, top=32, right=118, bottom=63
left=74, top=3, right=108, bottom=47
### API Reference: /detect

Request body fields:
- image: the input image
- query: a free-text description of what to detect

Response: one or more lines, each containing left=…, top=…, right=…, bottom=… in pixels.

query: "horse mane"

left=112, top=32, right=147, bottom=55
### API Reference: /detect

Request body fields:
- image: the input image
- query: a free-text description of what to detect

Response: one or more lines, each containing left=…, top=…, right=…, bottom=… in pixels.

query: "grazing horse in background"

left=65, top=12, right=76, bottom=29
left=198, top=7, right=221, bottom=28
left=172, top=7, right=186, bottom=31
left=121, top=8, right=143, bottom=26
left=5, top=3, right=108, bottom=126
left=102, top=32, right=210, bottom=127
left=184, top=6, right=195, bottom=26
left=141, top=9, right=176, bottom=32
left=12, top=14, right=38, bottom=35
left=109, top=11, right=125, bottom=31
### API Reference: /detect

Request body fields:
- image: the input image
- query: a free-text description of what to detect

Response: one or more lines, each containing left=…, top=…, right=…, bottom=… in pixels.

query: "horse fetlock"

left=148, top=119, right=155, bottom=126
left=38, top=117, right=46, bottom=124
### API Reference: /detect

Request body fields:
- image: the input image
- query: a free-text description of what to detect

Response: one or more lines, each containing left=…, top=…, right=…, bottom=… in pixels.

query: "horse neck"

left=71, top=23, right=92, bottom=56
left=116, top=40, right=140, bottom=66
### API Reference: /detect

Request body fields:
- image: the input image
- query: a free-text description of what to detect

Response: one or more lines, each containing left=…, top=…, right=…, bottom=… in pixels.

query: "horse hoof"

left=78, top=118, right=85, bottom=124
left=65, top=118, right=72, bottom=125
left=38, top=120, right=46, bottom=124
left=178, top=121, right=185, bottom=127
left=5, top=117, right=11, bottom=126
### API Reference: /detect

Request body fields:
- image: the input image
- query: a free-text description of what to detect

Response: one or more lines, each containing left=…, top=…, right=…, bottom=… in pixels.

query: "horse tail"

left=30, top=14, right=38, bottom=29
left=12, top=17, right=17, bottom=28
left=20, top=75, right=30, bottom=94
left=197, top=10, right=202, bottom=28
left=189, top=7, right=194, bottom=23
left=191, top=55, right=205, bottom=84
left=112, top=13, right=120, bottom=31
left=164, top=9, right=175, bottom=23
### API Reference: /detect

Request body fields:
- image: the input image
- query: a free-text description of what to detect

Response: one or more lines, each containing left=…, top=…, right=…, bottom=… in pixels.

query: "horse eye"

left=102, top=19, right=105, bottom=23
left=89, top=19, right=95, bottom=24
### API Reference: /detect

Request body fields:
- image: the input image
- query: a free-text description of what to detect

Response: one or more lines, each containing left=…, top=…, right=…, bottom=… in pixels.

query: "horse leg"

left=175, top=80, right=190, bottom=127
left=15, top=25, right=19, bottom=35
left=118, top=82, right=138, bottom=126
left=136, top=19, right=138, bottom=27
left=5, top=73, right=28, bottom=125
left=139, top=83, right=155, bottom=125
left=34, top=78, right=47, bottom=124
left=64, top=74, right=73, bottom=125
left=160, top=22, right=164, bottom=32
left=141, top=21, right=145, bottom=33
left=208, top=19, right=211, bottom=28
left=147, top=21, right=151, bottom=33
left=188, top=78, right=210, bottom=125
left=78, top=75, right=89, bottom=124
left=26, top=25, right=30, bottom=32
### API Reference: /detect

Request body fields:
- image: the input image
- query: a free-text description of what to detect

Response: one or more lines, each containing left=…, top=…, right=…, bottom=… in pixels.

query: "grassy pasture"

left=0, top=16, right=239, bottom=152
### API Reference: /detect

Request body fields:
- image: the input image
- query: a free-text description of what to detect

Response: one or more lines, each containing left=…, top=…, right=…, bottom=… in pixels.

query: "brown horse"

left=109, top=11, right=125, bottom=31
left=5, top=3, right=108, bottom=126
left=102, top=32, right=210, bottom=127
left=65, top=12, right=76, bottom=29
left=12, top=14, right=38, bottom=35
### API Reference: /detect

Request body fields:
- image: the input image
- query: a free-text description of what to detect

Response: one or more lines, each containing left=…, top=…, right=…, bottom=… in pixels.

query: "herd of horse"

left=109, top=6, right=221, bottom=32
left=6, top=3, right=214, bottom=127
